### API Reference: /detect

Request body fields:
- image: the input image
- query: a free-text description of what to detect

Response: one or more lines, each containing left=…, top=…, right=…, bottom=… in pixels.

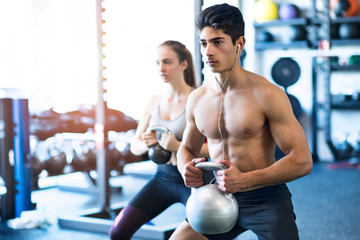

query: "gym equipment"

left=279, top=4, right=300, bottom=20
left=256, top=31, right=274, bottom=42
left=271, top=58, right=301, bottom=89
left=0, top=98, right=33, bottom=220
left=349, top=55, right=360, bottom=65
left=30, top=105, right=138, bottom=141
left=44, top=151, right=67, bottom=176
left=271, top=58, right=303, bottom=121
left=58, top=2, right=174, bottom=236
left=0, top=98, right=15, bottom=220
left=106, top=142, right=122, bottom=169
left=330, top=0, right=359, bottom=17
left=288, top=26, right=307, bottom=41
left=186, top=162, right=238, bottom=234
left=71, top=151, right=90, bottom=172
left=338, top=23, right=360, bottom=39
left=0, top=176, right=6, bottom=197
left=30, top=155, right=44, bottom=189
left=59, top=202, right=183, bottom=239
left=330, top=24, right=340, bottom=39
left=12, top=99, right=33, bottom=217
left=333, top=132, right=354, bottom=155
left=288, top=94, right=303, bottom=119
left=147, top=126, right=172, bottom=164
left=254, top=0, right=279, bottom=23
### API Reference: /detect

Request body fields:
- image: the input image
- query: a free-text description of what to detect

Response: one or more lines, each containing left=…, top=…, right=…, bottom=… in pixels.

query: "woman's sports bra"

left=148, top=103, right=186, bottom=141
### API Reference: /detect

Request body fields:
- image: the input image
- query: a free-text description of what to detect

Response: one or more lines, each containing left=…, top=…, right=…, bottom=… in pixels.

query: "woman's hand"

left=159, top=132, right=180, bottom=152
left=141, top=131, right=158, bottom=148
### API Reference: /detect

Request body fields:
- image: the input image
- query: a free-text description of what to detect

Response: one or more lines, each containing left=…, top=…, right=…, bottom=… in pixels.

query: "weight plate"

left=271, top=58, right=301, bottom=88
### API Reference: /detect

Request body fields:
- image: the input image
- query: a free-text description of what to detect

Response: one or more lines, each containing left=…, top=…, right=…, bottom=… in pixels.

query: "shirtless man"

left=170, top=4, right=313, bottom=240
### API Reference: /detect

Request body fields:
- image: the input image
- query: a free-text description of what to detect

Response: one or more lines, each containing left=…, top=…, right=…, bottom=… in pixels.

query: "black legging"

left=109, top=164, right=190, bottom=240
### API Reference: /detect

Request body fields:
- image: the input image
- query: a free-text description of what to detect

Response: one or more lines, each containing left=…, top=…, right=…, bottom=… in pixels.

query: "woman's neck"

left=165, top=81, right=192, bottom=100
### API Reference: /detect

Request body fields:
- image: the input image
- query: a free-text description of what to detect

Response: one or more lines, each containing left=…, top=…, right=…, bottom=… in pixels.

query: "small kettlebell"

left=186, top=162, right=238, bottom=234
left=147, top=126, right=172, bottom=164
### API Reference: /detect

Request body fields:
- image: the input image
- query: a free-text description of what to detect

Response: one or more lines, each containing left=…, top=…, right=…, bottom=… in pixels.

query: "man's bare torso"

left=192, top=72, right=277, bottom=172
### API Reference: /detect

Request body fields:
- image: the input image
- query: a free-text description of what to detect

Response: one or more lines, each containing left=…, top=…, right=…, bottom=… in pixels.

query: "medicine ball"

left=330, top=0, right=359, bottom=17
left=279, top=4, right=300, bottom=20
left=288, top=26, right=307, bottom=41
left=254, top=0, right=279, bottom=23
left=256, top=31, right=274, bottom=42
left=339, top=23, right=360, bottom=39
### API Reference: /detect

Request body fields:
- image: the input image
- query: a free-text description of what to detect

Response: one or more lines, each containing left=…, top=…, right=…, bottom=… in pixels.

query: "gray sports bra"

left=148, top=103, right=186, bottom=141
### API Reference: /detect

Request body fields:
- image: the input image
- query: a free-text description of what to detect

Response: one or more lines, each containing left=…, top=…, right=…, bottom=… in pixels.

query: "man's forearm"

left=176, top=144, right=194, bottom=176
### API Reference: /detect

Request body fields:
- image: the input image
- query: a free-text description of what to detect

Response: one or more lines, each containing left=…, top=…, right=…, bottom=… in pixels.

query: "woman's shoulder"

left=142, top=94, right=161, bottom=116
left=148, top=94, right=162, bottom=105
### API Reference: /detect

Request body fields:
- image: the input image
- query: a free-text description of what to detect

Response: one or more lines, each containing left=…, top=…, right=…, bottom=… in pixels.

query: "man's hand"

left=183, top=158, right=207, bottom=188
left=216, top=160, right=245, bottom=193
left=159, top=132, right=180, bottom=152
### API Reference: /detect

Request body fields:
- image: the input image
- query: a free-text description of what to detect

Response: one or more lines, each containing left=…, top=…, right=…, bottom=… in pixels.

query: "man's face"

left=199, top=27, right=237, bottom=74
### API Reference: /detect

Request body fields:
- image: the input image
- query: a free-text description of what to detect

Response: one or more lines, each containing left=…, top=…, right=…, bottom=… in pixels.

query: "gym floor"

left=0, top=161, right=360, bottom=240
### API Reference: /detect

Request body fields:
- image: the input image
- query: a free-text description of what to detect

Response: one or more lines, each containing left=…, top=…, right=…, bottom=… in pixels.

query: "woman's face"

left=156, top=46, right=186, bottom=83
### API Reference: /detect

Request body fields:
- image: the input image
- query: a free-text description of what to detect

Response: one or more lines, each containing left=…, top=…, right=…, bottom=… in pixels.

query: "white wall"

left=103, top=0, right=195, bottom=120
left=0, top=0, right=195, bottom=120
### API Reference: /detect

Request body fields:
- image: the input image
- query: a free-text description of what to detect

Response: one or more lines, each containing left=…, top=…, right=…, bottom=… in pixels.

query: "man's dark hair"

left=195, top=3, right=245, bottom=45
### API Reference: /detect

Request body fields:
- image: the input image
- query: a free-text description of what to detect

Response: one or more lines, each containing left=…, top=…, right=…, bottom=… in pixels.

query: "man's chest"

left=194, top=92, right=266, bottom=139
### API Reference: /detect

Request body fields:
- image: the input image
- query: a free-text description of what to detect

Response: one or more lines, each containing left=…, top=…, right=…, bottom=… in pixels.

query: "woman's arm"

left=130, top=95, right=160, bottom=156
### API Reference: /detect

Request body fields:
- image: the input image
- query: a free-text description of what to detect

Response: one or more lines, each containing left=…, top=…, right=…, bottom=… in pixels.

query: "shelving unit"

left=314, top=5, right=360, bottom=161
left=253, top=17, right=310, bottom=50
left=255, top=41, right=309, bottom=50
left=330, top=64, right=360, bottom=110
left=252, top=0, right=360, bottom=162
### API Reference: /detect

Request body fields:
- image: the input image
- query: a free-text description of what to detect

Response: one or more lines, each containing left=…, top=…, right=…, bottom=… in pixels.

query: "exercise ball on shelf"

left=254, top=0, right=279, bottom=23
left=256, top=31, right=274, bottom=42
left=279, top=4, right=300, bottom=20
left=288, top=26, right=307, bottom=41
left=339, top=23, right=360, bottom=39
left=330, top=0, right=359, bottom=17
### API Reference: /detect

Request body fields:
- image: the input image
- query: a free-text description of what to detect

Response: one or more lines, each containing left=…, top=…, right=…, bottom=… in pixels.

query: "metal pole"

left=95, top=0, right=109, bottom=209
left=194, top=0, right=203, bottom=86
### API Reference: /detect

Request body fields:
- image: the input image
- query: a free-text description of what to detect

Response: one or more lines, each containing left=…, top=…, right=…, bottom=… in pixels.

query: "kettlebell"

left=147, top=126, right=172, bottom=164
left=186, top=162, right=238, bottom=234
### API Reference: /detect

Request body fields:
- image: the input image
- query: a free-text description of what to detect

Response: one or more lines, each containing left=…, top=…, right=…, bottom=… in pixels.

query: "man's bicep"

left=268, top=95, right=306, bottom=155
left=181, top=119, right=205, bottom=156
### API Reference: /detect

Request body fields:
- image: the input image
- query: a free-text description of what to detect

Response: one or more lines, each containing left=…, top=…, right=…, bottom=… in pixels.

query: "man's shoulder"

left=245, top=71, right=282, bottom=92
left=241, top=71, right=287, bottom=105
left=190, top=83, right=214, bottom=99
